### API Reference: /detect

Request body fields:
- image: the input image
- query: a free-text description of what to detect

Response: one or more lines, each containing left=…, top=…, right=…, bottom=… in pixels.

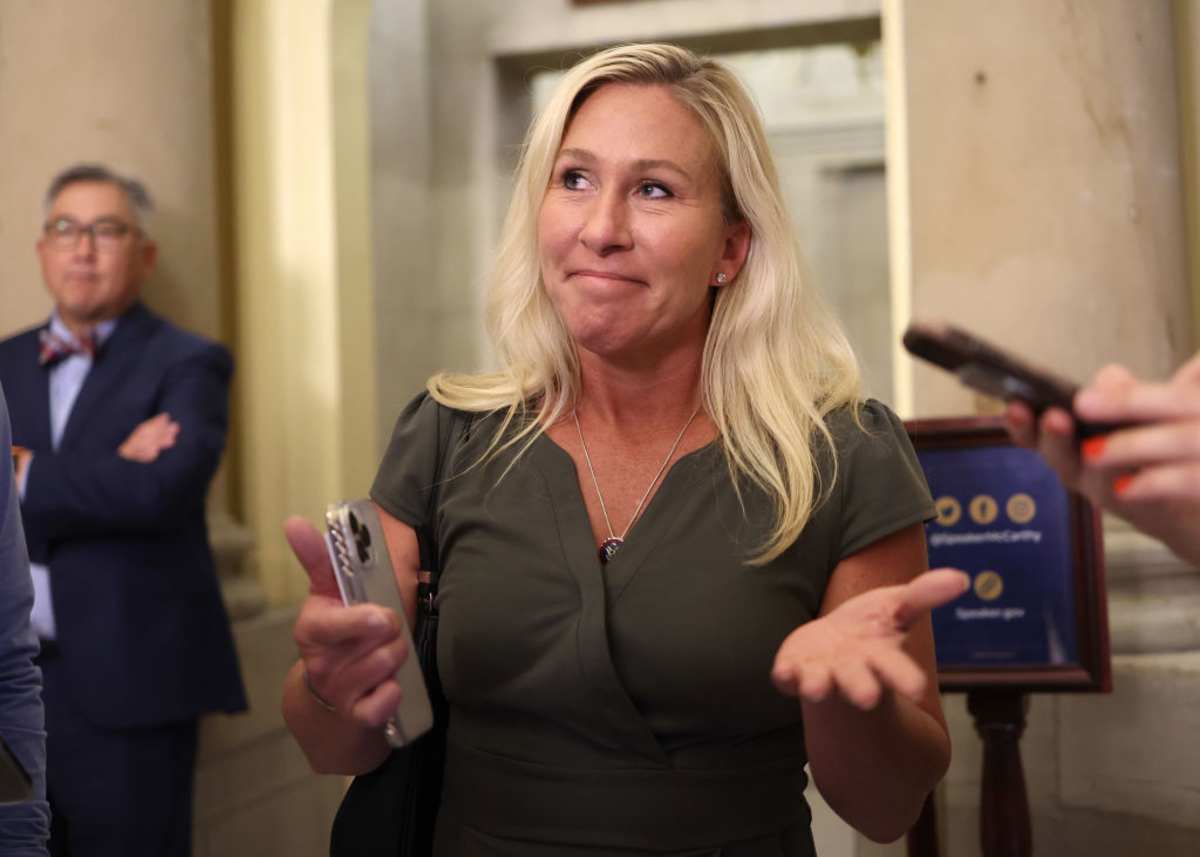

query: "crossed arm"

left=13, top=413, right=177, bottom=481
left=15, top=348, right=229, bottom=539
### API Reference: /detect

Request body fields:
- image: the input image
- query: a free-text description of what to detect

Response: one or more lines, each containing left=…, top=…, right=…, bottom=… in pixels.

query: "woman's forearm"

left=803, top=692, right=950, bottom=843
left=281, top=660, right=391, bottom=775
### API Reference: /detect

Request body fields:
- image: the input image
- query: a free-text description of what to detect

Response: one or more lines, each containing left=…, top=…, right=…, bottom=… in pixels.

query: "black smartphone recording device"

left=902, top=319, right=1122, bottom=439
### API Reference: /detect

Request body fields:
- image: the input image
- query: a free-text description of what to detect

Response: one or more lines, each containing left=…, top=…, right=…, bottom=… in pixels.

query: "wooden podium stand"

left=906, top=690, right=1031, bottom=857
left=903, top=418, right=1112, bottom=857
left=969, top=690, right=1032, bottom=857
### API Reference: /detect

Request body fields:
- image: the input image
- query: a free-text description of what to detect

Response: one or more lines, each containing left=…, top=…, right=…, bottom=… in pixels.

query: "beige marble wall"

left=227, top=0, right=380, bottom=605
left=0, top=1, right=224, bottom=341
left=1179, top=0, right=1200, bottom=338
left=895, top=0, right=1193, bottom=418
left=367, top=0, right=438, bottom=442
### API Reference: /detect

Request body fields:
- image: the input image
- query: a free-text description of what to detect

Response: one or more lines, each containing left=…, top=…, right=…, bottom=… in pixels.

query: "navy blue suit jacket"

left=0, top=303, right=246, bottom=729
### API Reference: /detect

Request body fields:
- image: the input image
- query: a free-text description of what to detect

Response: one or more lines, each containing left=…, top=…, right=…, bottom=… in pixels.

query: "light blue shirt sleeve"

left=0, top=382, right=51, bottom=857
left=21, top=315, right=119, bottom=642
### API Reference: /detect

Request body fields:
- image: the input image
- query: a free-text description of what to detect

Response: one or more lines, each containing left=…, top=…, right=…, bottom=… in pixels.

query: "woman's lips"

left=570, top=270, right=644, bottom=285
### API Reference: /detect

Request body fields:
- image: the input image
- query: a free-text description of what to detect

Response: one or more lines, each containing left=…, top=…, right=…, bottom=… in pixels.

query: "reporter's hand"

left=1073, top=356, right=1200, bottom=503
left=285, top=515, right=409, bottom=729
left=1005, top=400, right=1089, bottom=494
left=771, top=569, right=969, bottom=710
left=1005, top=355, right=1200, bottom=565
left=118, top=412, right=180, bottom=462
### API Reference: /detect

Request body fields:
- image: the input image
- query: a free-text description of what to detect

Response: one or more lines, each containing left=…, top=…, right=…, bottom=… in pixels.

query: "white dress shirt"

left=22, top=313, right=117, bottom=641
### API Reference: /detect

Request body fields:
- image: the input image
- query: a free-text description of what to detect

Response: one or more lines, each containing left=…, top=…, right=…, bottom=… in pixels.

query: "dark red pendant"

left=598, top=537, right=624, bottom=564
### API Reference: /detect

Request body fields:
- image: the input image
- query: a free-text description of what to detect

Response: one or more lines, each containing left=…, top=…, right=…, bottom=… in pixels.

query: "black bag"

left=328, top=526, right=447, bottom=857
left=329, top=410, right=464, bottom=856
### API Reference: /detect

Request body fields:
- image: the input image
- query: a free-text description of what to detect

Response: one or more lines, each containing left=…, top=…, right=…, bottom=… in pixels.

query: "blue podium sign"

left=921, top=445, right=1075, bottom=666
left=907, top=418, right=1111, bottom=692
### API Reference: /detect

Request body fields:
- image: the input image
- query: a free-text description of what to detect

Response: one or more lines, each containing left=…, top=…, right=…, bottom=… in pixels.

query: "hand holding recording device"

left=0, top=735, right=33, bottom=804
left=325, top=500, right=434, bottom=747
left=902, top=319, right=1123, bottom=439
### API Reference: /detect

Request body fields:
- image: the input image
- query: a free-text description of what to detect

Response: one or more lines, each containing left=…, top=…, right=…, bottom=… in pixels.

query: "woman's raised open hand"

left=771, top=569, right=969, bottom=709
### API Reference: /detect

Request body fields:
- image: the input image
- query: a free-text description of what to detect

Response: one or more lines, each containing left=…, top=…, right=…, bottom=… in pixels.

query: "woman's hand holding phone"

left=1005, top=354, right=1200, bottom=566
left=284, top=516, right=409, bottom=730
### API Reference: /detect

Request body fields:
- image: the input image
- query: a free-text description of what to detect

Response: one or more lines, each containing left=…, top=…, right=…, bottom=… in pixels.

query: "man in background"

left=1, top=384, right=49, bottom=857
left=0, top=164, right=246, bottom=857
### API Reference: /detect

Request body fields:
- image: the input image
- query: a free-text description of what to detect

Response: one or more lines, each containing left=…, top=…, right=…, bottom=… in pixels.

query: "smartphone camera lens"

left=347, top=510, right=371, bottom=563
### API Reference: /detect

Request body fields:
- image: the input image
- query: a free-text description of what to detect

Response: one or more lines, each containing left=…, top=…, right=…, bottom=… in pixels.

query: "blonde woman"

left=283, top=43, right=967, bottom=855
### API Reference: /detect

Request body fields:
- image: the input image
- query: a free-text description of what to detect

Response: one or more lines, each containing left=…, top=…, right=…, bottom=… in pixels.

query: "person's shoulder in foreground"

left=0, top=385, right=51, bottom=857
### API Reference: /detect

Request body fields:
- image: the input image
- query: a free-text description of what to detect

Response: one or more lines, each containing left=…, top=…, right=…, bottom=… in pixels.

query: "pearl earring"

left=715, top=272, right=728, bottom=285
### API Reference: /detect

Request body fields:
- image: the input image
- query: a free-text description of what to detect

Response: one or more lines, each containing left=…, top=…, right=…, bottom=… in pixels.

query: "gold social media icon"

left=935, top=496, right=961, bottom=527
left=969, top=494, right=998, bottom=526
left=1006, top=492, right=1037, bottom=525
left=974, top=570, right=1004, bottom=602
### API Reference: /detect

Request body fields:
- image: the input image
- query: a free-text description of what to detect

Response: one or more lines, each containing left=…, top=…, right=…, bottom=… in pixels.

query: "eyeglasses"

left=43, top=217, right=137, bottom=251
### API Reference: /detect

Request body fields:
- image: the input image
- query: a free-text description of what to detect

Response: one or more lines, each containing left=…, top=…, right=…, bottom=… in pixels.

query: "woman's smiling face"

left=537, top=82, right=746, bottom=368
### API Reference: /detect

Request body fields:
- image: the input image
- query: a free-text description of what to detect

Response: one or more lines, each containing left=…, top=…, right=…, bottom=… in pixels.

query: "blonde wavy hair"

left=429, top=42, right=862, bottom=563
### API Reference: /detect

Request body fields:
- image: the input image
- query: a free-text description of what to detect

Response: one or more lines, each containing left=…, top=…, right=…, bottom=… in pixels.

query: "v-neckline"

left=527, top=430, right=719, bottom=763
left=535, top=430, right=719, bottom=584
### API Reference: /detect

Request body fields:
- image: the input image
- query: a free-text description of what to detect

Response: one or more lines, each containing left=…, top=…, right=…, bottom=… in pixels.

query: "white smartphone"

left=324, top=499, right=434, bottom=747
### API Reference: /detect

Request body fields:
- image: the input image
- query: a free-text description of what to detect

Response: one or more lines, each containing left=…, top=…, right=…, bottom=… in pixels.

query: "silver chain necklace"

left=573, top=404, right=700, bottom=564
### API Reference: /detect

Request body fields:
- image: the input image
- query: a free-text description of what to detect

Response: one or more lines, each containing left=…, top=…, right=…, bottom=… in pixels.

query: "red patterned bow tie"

left=38, top=328, right=97, bottom=367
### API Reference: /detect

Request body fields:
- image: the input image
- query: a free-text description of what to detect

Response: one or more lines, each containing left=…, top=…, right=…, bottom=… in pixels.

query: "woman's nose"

left=579, top=191, right=632, bottom=255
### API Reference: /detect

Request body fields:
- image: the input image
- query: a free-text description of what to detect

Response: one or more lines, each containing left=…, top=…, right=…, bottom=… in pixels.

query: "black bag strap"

left=329, top=405, right=467, bottom=857
left=415, top=406, right=467, bottom=605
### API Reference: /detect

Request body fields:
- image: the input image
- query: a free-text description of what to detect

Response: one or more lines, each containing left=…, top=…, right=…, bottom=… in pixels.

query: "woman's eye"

left=637, top=181, right=672, bottom=199
left=562, top=170, right=591, bottom=190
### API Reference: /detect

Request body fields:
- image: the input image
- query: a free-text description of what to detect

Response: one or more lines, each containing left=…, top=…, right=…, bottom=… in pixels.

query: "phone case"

left=325, top=500, right=434, bottom=747
left=902, top=319, right=1120, bottom=439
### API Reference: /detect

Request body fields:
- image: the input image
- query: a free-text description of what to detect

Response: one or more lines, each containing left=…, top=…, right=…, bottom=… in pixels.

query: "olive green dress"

left=370, top=394, right=935, bottom=856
